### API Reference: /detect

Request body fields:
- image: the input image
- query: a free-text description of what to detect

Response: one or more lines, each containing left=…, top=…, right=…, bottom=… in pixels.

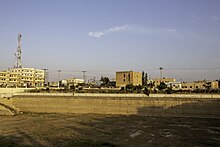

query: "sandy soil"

left=0, top=113, right=220, bottom=147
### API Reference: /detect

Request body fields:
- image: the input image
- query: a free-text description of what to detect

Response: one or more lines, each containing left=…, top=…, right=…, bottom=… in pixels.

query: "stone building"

left=116, top=71, right=142, bottom=88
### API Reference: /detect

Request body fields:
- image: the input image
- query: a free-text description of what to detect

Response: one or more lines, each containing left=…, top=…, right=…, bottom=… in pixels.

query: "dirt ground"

left=0, top=113, right=220, bottom=147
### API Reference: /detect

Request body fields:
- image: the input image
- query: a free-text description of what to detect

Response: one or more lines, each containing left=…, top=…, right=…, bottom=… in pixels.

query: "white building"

left=66, top=78, right=84, bottom=87
left=166, top=82, right=182, bottom=90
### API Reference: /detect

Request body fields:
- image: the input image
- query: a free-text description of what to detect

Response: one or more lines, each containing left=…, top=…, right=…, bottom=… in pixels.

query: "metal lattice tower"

left=14, top=33, right=22, bottom=68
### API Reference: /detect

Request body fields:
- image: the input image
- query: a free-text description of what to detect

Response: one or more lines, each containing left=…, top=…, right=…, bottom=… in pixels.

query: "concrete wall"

left=0, top=88, right=33, bottom=94
left=1, top=95, right=219, bottom=118
left=12, top=93, right=220, bottom=98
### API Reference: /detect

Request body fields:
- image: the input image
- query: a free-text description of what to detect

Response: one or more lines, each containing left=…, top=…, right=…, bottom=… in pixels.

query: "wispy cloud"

left=88, top=25, right=131, bottom=38
left=88, top=24, right=177, bottom=38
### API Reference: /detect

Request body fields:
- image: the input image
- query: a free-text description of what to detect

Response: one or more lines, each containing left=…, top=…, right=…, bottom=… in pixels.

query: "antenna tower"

left=14, top=33, right=22, bottom=68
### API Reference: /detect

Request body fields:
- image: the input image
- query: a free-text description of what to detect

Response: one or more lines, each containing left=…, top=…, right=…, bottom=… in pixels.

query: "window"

left=190, top=86, right=192, bottom=88
left=124, top=74, right=126, bottom=78
left=123, top=79, right=125, bottom=82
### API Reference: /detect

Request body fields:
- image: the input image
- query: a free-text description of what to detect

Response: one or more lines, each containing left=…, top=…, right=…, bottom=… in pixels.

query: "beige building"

left=0, top=67, right=45, bottom=87
left=211, top=81, right=219, bottom=89
left=152, top=77, right=176, bottom=87
left=181, top=81, right=205, bottom=90
left=116, top=71, right=142, bottom=87
left=181, top=80, right=219, bottom=90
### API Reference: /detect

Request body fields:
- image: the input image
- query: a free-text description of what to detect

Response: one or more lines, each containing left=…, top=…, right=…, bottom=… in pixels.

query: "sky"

left=0, top=0, right=220, bottom=81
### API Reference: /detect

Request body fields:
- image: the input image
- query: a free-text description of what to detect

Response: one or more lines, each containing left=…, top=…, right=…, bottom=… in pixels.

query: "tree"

left=148, top=81, right=155, bottom=89
left=157, top=82, right=167, bottom=91
left=144, top=73, right=148, bottom=86
left=142, top=71, right=145, bottom=86
left=135, top=85, right=143, bottom=93
left=203, top=82, right=211, bottom=93
left=70, top=85, right=75, bottom=92
left=100, top=76, right=110, bottom=87
left=126, top=84, right=134, bottom=92
left=143, top=87, right=149, bottom=96
left=142, top=71, right=148, bottom=86
left=166, top=87, right=173, bottom=94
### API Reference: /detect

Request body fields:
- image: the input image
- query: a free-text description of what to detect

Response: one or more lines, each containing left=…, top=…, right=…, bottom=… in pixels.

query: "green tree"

left=135, top=85, right=143, bottom=93
left=157, top=82, right=167, bottom=91
left=166, top=87, right=173, bottom=94
left=144, top=73, right=148, bottom=86
left=126, top=84, right=134, bottom=92
left=203, top=82, right=211, bottom=93
left=143, top=87, right=149, bottom=96
left=142, top=71, right=145, bottom=85
left=100, top=77, right=110, bottom=87
left=142, top=71, right=148, bottom=86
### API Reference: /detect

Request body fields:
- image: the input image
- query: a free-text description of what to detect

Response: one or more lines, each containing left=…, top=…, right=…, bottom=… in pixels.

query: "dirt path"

left=0, top=113, right=220, bottom=146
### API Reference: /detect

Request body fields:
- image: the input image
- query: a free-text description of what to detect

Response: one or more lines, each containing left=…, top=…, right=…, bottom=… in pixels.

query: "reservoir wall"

left=1, top=94, right=220, bottom=118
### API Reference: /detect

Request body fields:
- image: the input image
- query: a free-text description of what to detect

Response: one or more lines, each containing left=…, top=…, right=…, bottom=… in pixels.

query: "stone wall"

left=1, top=95, right=220, bottom=118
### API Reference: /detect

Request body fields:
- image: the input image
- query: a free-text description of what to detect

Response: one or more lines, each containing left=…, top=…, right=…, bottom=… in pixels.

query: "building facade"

left=166, top=82, right=182, bottom=90
left=152, top=77, right=176, bottom=87
left=65, top=78, right=84, bottom=87
left=181, top=80, right=219, bottom=90
left=116, top=71, right=142, bottom=87
left=0, top=67, right=45, bottom=87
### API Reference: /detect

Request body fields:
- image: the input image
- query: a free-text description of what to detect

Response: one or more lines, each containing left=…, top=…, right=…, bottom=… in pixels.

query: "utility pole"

left=82, top=71, right=86, bottom=83
left=58, top=70, right=61, bottom=88
left=159, top=67, right=163, bottom=79
left=14, top=33, right=22, bottom=68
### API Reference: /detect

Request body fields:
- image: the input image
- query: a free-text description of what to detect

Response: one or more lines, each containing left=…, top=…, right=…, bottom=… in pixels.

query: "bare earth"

left=0, top=113, right=220, bottom=147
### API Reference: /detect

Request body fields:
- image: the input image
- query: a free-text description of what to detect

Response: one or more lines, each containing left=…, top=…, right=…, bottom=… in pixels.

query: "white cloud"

left=88, top=24, right=178, bottom=38
left=88, top=25, right=131, bottom=38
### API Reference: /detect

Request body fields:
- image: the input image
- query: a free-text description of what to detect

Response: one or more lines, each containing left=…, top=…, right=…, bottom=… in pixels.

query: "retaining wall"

left=1, top=94, right=220, bottom=118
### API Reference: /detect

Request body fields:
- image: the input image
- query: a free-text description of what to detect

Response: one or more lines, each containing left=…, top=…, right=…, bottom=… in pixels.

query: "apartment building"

left=116, top=71, right=142, bottom=87
left=0, top=71, right=9, bottom=87
left=0, top=67, right=45, bottom=87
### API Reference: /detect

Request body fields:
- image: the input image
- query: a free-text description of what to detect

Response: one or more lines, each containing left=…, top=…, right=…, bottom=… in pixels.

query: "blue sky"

left=0, top=0, right=220, bottom=81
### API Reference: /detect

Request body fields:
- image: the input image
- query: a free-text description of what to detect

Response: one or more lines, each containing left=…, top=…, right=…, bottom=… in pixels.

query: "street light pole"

left=58, top=70, right=61, bottom=88
left=159, top=67, right=163, bottom=79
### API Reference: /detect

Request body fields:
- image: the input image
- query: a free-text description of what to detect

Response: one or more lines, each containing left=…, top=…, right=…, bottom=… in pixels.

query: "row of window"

left=5, top=74, right=44, bottom=77
left=0, top=74, right=7, bottom=76
left=155, top=81, right=172, bottom=83
left=11, top=70, right=44, bottom=73
left=182, top=86, right=200, bottom=89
